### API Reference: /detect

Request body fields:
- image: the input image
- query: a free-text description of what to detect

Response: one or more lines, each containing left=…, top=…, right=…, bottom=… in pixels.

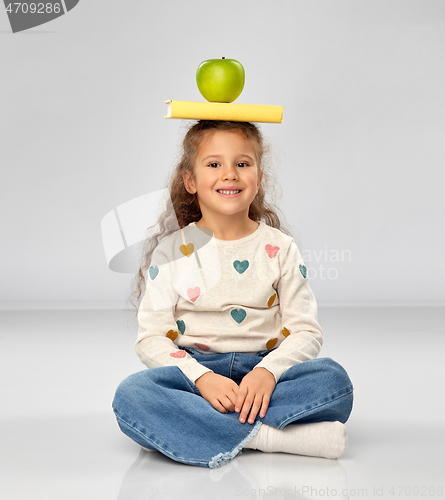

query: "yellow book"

left=165, top=100, right=283, bottom=124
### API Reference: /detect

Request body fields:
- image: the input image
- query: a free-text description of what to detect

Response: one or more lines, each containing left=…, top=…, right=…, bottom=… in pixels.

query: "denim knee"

left=316, top=357, right=354, bottom=421
left=112, top=370, right=151, bottom=414
left=317, top=357, right=354, bottom=393
left=112, top=373, right=135, bottom=415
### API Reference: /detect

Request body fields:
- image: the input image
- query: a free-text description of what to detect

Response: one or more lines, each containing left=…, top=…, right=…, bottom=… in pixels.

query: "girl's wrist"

left=195, top=371, right=213, bottom=387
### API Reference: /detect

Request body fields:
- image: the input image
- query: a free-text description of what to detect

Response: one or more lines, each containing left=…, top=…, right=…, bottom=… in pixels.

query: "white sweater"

left=135, top=221, right=323, bottom=384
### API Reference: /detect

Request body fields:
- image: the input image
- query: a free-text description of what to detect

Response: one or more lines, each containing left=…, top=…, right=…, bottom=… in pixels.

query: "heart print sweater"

left=135, top=221, right=323, bottom=384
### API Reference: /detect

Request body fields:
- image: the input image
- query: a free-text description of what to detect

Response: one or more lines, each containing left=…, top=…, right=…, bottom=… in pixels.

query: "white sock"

left=244, top=421, right=347, bottom=459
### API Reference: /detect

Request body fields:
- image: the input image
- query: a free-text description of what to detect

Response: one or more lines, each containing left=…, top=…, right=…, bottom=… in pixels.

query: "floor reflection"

left=118, top=448, right=350, bottom=500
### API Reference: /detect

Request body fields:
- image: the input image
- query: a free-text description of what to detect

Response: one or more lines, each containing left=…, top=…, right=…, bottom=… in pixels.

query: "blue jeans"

left=112, top=351, right=353, bottom=468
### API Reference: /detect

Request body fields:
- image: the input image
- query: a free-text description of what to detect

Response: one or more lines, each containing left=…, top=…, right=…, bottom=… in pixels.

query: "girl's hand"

left=235, top=367, right=276, bottom=424
left=195, top=372, right=239, bottom=413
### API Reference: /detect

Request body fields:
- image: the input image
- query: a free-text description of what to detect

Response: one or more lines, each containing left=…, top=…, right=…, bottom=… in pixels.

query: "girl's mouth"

left=216, top=189, right=243, bottom=197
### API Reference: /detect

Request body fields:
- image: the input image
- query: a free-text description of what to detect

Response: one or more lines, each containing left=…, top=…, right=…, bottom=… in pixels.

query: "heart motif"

left=282, top=327, right=291, bottom=338
left=267, top=293, right=277, bottom=308
left=231, top=309, right=246, bottom=324
left=194, top=343, right=210, bottom=351
left=176, top=320, right=185, bottom=335
left=266, top=338, right=278, bottom=350
left=170, top=350, right=186, bottom=358
left=187, top=287, right=200, bottom=302
left=148, top=266, right=159, bottom=280
left=233, top=260, right=249, bottom=274
left=299, top=264, right=307, bottom=279
left=179, top=243, right=194, bottom=257
left=166, top=330, right=178, bottom=341
left=265, top=244, right=280, bottom=258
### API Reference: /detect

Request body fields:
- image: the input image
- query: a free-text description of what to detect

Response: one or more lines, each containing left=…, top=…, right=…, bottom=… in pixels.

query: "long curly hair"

left=129, top=120, right=294, bottom=314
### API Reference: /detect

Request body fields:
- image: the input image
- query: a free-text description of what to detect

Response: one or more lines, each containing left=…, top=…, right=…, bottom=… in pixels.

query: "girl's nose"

left=222, top=165, right=238, bottom=179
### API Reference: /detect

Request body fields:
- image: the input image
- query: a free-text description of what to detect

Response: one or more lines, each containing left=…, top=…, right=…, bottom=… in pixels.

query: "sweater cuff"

left=254, top=359, right=293, bottom=384
left=178, top=363, right=213, bottom=385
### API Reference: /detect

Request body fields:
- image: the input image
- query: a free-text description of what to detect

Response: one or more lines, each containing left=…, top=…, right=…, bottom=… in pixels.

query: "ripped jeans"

left=112, top=351, right=354, bottom=468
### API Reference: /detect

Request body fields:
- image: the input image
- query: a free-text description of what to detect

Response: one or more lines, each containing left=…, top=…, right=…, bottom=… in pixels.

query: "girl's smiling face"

left=183, top=130, right=263, bottom=223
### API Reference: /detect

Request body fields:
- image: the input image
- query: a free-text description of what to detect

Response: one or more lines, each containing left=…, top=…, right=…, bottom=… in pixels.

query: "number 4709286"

left=5, top=3, right=62, bottom=14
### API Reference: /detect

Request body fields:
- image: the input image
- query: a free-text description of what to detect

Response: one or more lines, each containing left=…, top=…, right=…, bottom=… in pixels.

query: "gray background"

left=1, top=3, right=445, bottom=499
left=1, top=0, right=444, bottom=308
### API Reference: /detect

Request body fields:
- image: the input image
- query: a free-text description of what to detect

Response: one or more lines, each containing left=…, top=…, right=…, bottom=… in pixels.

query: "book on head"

left=165, top=100, right=284, bottom=123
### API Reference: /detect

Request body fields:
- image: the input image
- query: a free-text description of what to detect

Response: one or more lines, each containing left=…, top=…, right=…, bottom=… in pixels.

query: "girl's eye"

left=207, top=161, right=249, bottom=168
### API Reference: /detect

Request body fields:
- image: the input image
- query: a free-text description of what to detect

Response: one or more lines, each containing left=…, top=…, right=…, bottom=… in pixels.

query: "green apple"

left=196, top=57, right=245, bottom=103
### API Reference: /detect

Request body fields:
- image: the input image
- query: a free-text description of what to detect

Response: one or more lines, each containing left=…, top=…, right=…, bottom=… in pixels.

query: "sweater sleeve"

left=255, top=239, right=323, bottom=383
left=135, top=245, right=213, bottom=384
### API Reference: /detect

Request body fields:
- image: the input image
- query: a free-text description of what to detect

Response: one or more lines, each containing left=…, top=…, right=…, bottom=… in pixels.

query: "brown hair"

left=128, top=120, right=294, bottom=314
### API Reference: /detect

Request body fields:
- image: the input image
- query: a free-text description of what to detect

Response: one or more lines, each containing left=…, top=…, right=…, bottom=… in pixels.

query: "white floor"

left=1, top=306, right=444, bottom=500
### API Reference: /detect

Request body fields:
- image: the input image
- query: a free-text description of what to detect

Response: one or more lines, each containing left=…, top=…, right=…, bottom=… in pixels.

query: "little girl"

left=113, top=120, right=353, bottom=468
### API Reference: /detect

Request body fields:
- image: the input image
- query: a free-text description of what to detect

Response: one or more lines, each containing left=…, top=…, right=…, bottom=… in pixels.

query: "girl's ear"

left=182, top=170, right=197, bottom=194
left=256, top=170, right=263, bottom=193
